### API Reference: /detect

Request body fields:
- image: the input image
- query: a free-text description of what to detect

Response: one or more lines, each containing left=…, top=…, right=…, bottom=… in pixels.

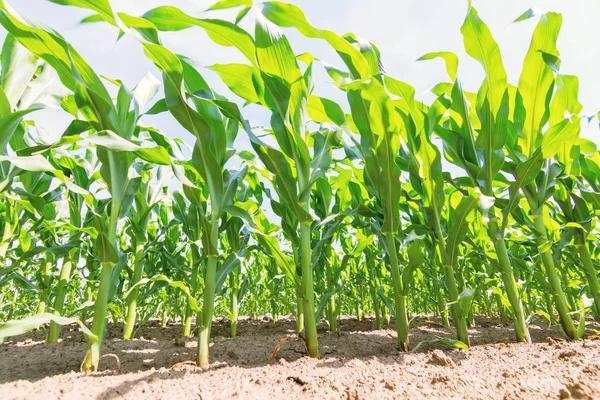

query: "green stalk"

left=528, top=201, right=578, bottom=339
left=299, top=222, right=319, bottom=358
left=367, top=257, right=382, bottom=330
left=162, top=307, right=168, bottom=328
left=352, top=279, right=360, bottom=320
left=376, top=263, right=391, bottom=327
left=47, top=254, right=74, bottom=343
left=544, top=290, right=555, bottom=325
left=36, top=300, right=46, bottom=314
left=230, top=273, right=238, bottom=337
left=183, top=245, right=200, bottom=337
left=384, top=232, right=409, bottom=352
left=82, top=159, right=120, bottom=373
left=357, top=277, right=364, bottom=321
left=0, top=209, right=14, bottom=257
left=81, top=262, right=114, bottom=372
left=433, top=273, right=449, bottom=327
left=328, top=292, right=337, bottom=330
left=295, top=285, right=304, bottom=333
left=325, top=247, right=337, bottom=331
left=497, top=297, right=508, bottom=325
left=271, top=297, right=278, bottom=322
left=431, top=215, right=469, bottom=346
left=36, top=259, right=52, bottom=314
left=81, top=286, right=93, bottom=323
left=197, top=217, right=219, bottom=369
left=575, top=230, right=600, bottom=321
left=268, top=260, right=279, bottom=321
left=456, top=266, right=474, bottom=326
left=488, top=218, right=531, bottom=343
left=123, top=241, right=145, bottom=339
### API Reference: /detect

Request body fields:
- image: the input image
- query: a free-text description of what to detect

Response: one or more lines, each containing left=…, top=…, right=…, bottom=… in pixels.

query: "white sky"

left=4, top=0, right=600, bottom=154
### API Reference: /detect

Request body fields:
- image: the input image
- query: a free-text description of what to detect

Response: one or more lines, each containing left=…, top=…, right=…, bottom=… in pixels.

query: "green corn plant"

left=221, top=169, right=252, bottom=337
left=139, top=44, right=241, bottom=367
left=0, top=3, right=174, bottom=370
left=257, top=0, right=415, bottom=351
left=199, top=15, right=341, bottom=357
left=506, top=10, right=584, bottom=340
left=337, top=78, right=410, bottom=350
left=554, top=174, right=600, bottom=321
left=46, top=154, right=92, bottom=343
left=417, top=6, right=534, bottom=343
left=388, top=76, right=477, bottom=346
left=311, top=168, right=355, bottom=331
left=122, top=164, right=168, bottom=339
left=172, top=189, right=203, bottom=337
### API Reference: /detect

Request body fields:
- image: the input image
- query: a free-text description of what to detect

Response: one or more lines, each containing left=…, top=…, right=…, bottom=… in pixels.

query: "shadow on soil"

left=0, top=314, right=589, bottom=390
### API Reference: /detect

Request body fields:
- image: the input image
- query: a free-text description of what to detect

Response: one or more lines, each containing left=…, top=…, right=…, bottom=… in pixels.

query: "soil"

left=1, top=316, right=600, bottom=400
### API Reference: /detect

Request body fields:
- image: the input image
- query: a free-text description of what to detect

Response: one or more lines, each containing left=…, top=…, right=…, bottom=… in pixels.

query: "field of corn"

left=1, top=0, right=600, bottom=398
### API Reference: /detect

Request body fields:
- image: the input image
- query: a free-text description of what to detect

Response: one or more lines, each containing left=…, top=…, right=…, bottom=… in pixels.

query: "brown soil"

left=1, top=316, right=599, bottom=399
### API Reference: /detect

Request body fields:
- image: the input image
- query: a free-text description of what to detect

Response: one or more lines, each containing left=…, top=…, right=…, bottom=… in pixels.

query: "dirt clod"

left=287, top=376, right=308, bottom=386
left=568, top=381, right=596, bottom=400
left=559, top=349, right=581, bottom=359
left=427, top=349, right=456, bottom=367
left=345, top=387, right=360, bottom=400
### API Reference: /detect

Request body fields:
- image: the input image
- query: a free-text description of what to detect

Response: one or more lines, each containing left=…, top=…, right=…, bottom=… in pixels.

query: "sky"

left=3, top=0, right=600, bottom=157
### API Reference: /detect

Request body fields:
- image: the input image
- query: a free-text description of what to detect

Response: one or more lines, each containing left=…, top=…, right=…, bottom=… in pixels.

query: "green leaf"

left=0, top=154, right=55, bottom=172
left=225, top=204, right=299, bottom=288
left=16, top=240, right=81, bottom=264
left=475, top=93, right=507, bottom=187
left=133, top=72, right=161, bottom=112
left=92, top=215, right=119, bottom=264
left=86, top=130, right=141, bottom=151
left=255, top=11, right=308, bottom=143
left=541, top=119, right=578, bottom=159
left=1, top=33, right=38, bottom=109
left=517, top=12, right=562, bottom=157
left=402, top=240, right=423, bottom=293
left=307, top=95, right=346, bottom=126
left=215, top=252, right=244, bottom=294
left=136, top=146, right=172, bottom=165
left=417, top=51, right=458, bottom=81
left=410, top=337, right=468, bottom=352
left=538, top=240, right=552, bottom=253
left=377, top=288, right=397, bottom=318
left=207, top=0, right=252, bottom=11
left=122, top=274, right=201, bottom=312
left=457, top=287, right=476, bottom=315
left=208, top=63, right=260, bottom=104
left=142, top=6, right=256, bottom=64
left=0, top=313, right=96, bottom=340
left=501, top=151, right=543, bottom=233
left=513, top=7, right=542, bottom=23
left=344, top=79, right=402, bottom=233
left=315, top=287, right=341, bottom=323
left=446, top=196, right=478, bottom=266
left=0, top=107, right=44, bottom=153
left=261, top=1, right=370, bottom=79
left=143, top=43, right=224, bottom=215
left=461, top=6, right=507, bottom=113
left=47, top=0, right=117, bottom=26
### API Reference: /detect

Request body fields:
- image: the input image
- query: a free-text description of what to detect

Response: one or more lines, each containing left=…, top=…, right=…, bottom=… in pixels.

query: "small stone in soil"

left=559, top=349, right=581, bottom=359
left=427, top=349, right=456, bottom=368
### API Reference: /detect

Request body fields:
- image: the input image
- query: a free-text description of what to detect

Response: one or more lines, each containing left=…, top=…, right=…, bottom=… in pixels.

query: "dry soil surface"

left=1, top=316, right=600, bottom=399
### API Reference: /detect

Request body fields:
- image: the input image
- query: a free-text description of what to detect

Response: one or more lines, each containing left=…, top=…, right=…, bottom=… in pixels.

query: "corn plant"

left=1, top=0, right=600, bottom=372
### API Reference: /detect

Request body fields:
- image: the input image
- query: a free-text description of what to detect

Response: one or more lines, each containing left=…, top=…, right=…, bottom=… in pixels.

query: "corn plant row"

left=0, top=0, right=598, bottom=372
